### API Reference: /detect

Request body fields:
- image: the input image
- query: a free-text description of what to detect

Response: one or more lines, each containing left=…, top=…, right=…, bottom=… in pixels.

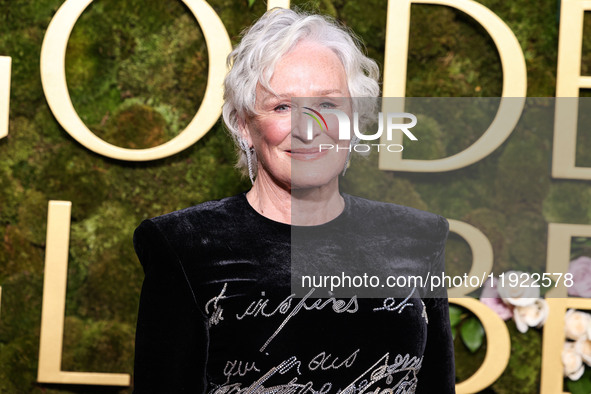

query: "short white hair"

left=222, top=8, right=381, bottom=176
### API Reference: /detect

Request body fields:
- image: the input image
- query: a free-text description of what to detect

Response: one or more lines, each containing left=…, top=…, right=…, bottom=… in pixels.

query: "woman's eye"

left=319, top=102, right=336, bottom=109
left=274, top=104, right=290, bottom=112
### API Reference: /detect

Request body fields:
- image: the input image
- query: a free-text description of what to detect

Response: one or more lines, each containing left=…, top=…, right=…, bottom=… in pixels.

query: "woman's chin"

left=289, top=171, right=341, bottom=191
left=290, top=159, right=344, bottom=188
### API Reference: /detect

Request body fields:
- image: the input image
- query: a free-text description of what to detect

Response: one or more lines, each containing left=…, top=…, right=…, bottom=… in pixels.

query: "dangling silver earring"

left=245, top=146, right=255, bottom=185
left=342, top=136, right=360, bottom=176
left=239, top=138, right=255, bottom=185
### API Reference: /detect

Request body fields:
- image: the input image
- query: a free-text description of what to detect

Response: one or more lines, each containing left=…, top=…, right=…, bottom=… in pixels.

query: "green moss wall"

left=0, top=0, right=588, bottom=392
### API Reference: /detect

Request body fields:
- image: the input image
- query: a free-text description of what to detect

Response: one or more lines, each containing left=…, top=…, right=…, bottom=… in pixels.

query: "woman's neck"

left=246, top=174, right=345, bottom=226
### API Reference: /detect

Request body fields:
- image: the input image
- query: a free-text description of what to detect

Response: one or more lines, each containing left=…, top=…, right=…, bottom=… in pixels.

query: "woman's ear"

left=237, top=117, right=253, bottom=147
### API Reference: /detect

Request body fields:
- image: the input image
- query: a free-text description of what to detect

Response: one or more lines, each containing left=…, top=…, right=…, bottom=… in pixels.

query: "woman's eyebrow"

left=274, top=90, right=346, bottom=99
left=259, top=90, right=346, bottom=108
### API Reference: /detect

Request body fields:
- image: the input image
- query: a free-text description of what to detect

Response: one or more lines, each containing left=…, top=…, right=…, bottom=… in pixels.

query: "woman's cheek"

left=255, top=117, right=291, bottom=145
left=325, top=117, right=343, bottom=142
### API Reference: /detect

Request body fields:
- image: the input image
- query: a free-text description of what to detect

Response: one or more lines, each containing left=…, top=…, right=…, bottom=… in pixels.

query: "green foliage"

left=571, top=238, right=591, bottom=260
left=100, top=102, right=168, bottom=149
left=407, top=4, right=503, bottom=97
left=454, top=315, right=487, bottom=383
left=401, top=115, right=446, bottom=160
left=444, top=233, right=473, bottom=279
left=543, top=182, right=591, bottom=224
left=491, top=322, right=542, bottom=394
left=449, top=305, right=463, bottom=330
left=462, top=208, right=509, bottom=273
left=460, top=317, right=485, bottom=353
left=448, top=306, right=485, bottom=353
left=0, top=272, right=43, bottom=392
left=341, top=151, right=428, bottom=211
left=566, top=370, right=591, bottom=394
left=340, top=0, right=386, bottom=63
left=62, top=317, right=134, bottom=373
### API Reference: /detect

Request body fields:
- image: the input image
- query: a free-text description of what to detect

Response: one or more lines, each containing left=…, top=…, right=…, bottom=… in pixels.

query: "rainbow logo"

left=303, top=106, right=328, bottom=131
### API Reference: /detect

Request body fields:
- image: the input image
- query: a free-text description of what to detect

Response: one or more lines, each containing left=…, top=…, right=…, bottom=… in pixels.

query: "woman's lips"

left=286, top=147, right=328, bottom=160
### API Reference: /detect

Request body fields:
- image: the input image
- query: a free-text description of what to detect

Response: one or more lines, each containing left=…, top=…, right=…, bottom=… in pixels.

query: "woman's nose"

left=291, top=108, right=322, bottom=142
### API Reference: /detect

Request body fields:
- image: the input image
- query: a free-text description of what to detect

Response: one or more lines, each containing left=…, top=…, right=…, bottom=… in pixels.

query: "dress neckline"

left=239, top=191, right=351, bottom=230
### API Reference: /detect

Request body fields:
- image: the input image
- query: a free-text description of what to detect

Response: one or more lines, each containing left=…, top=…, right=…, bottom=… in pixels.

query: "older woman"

left=133, top=8, right=455, bottom=394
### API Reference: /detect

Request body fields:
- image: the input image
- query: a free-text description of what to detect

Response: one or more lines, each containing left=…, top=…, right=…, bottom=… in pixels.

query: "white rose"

left=575, top=337, right=591, bottom=366
left=563, top=341, right=585, bottom=380
left=513, top=299, right=549, bottom=333
left=496, top=271, right=540, bottom=307
left=565, top=309, right=591, bottom=341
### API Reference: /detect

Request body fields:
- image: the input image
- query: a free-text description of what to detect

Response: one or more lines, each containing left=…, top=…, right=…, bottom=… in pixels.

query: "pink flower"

left=568, top=256, right=591, bottom=298
left=480, top=277, right=514, bottom=321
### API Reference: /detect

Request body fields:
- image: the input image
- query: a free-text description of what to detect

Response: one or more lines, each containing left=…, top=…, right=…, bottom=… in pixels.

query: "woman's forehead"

left=265, top=46, right=347, bottom=93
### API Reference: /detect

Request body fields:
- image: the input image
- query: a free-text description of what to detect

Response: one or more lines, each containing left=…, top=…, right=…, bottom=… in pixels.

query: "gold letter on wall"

left=0, top=58, right=7, bottom=318
left=38, top=201, right=130, bottom=386
left=447, top=219, right=494, bottom=298
left=0, top=56, right=10, bottom=140
left=267, top=0, right=290, bottom=9
left=446, top=220, right=510, bottom=393
left=541, top=298, right=591, bottom=394
left=451, top=298, right=511, bottom=394
left=545, top=223, right=591, bottom=298
left=380, top=0, right=527, bottom=172
left=40, top=0, right=232, bottom=161
left=552, top=0, right=591, bottom=180
left=540, top=224, right=591, bottom=393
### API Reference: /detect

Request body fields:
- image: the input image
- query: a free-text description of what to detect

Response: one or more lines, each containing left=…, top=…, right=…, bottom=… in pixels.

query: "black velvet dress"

left=132, top=192, right=455, bottom=393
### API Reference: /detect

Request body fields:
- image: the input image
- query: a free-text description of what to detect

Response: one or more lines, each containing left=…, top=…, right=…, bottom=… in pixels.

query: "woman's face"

left=242, top=40, right=351, bottom=191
